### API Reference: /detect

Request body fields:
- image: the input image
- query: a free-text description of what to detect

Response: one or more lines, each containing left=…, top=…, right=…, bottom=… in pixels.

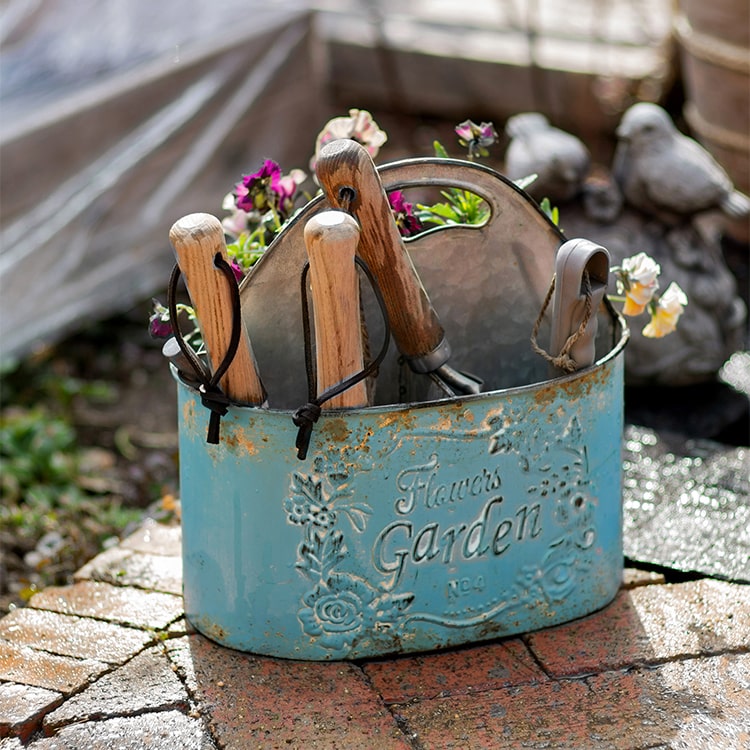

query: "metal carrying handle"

left=530, top=239, right=610, bottom=374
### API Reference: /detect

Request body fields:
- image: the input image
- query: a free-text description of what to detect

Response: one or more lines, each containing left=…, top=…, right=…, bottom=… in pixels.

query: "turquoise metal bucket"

left=177, top=319, right=627, bottom=660
left=174, top=157, right=629, bottom=660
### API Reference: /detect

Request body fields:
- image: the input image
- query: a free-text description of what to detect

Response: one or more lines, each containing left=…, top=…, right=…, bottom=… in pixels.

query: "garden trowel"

left=239, top=151, right=568, bottom=408
left=315, top=139, right=482, bottom=399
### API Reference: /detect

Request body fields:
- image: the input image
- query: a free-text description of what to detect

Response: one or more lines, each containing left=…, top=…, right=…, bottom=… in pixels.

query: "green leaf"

left=433, top=140, right=449, bottom=158
left=539, top=197, right=560, bottom=226
left=427, top=202, right=461, bottom=220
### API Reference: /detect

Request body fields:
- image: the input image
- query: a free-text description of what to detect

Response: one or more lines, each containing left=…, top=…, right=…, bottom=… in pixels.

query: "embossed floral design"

left=515, top=541, right=578, bottom=604
left=284, top=469, right=414, bottom=654
left=298, top=573, right=375, bottom=648
left=537, top=543, right=578, bottom=601
left=283, top=473, right=347, bottom=530
left=486, top=413, right=594, bottom=609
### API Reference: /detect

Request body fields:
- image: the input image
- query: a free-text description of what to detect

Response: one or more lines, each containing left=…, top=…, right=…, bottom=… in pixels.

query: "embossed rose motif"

left=538, top=545, right=577, bottom=602
left=299, top=574, right=376, bottom=652
left=516, top=542, right=578, bottom=604
left=307, top=588, right=362, bottom=634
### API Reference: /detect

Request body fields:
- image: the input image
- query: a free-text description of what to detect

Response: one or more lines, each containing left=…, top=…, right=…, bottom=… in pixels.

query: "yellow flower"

left=642, top=282, right=688, bottom=338
left=618, top=252, right=660, bottom=316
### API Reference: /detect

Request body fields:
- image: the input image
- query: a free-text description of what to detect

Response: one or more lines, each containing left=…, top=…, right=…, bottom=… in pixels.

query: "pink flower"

left=233, top=161, right=305, bottom=221
left=388, top=190, right=423, bottom=237
left=235, top=159, right=282, bottom=213
left=229, top=259, right=244, bottom=282
left=455, top=120, right=498, bottom=158
left=148, top=299, right=172, bottom=339
left=221, top=193, right=251, bottom=237
left=275, top=168, right=307, bottom=216
left=642, top=282, right=688, bottom=338
left=311, top=109, right=387, bottom=171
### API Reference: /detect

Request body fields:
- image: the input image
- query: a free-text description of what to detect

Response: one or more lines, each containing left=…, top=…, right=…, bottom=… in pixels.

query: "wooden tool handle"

left=315, top=139, right=448, bottom=370
left=169, top=213, right=265, bottom=405
left=304, top=211, right=368, bottom=409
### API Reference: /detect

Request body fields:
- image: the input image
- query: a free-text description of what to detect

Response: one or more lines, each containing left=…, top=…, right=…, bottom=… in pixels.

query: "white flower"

left=617, top=252, right=660, bottom=316
left=642, top=282, right=688, bottom=338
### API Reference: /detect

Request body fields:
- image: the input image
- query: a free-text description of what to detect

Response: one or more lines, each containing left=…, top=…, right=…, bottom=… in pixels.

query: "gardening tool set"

left=164, top=140, right=628, bottom=660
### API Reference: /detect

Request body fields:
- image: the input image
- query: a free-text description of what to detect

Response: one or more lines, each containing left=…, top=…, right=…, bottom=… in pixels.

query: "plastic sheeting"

left=0, top=0, right=321, bottom=362
left=623, top=425, right=750, bottom=583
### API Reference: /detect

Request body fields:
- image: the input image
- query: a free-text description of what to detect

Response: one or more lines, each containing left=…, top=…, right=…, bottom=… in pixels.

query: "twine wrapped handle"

left=530, top=270, right=593, bottom=373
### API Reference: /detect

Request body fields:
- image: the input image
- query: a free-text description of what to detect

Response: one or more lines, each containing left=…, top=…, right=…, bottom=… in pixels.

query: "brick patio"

left=1, top=518, right=748, bottom=748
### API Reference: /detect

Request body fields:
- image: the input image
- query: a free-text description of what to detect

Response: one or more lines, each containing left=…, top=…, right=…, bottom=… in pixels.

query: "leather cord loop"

left=293, top=255, right=390, bottom=460
left=167, top=254, right=242, bottom=444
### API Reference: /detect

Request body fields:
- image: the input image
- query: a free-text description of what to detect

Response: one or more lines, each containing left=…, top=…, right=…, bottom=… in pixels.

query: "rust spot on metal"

left=182, top=400, right=197, bottom=430
left=320, top=417, right=352, bottom=444
left=352, top=428, right=374, bottom=454
left=533, top=363, right=609, bottom=407
left=223, top=426, right=258, bottom=456
left=434, top=414, right=454, bottom=432
left=377, top=410, right=418, bottom=431
left=190, top=615, right=228, bottom=643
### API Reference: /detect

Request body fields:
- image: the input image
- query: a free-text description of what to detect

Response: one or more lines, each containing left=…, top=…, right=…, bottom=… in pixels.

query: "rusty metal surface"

left=176, top=320, right=627, bottom=659
left=177, top=156, right=631, bottom=660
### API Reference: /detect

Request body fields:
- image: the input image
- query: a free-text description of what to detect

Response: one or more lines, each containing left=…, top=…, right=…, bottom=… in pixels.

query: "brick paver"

left=364, top=638, right=545, bottom=704
left=3, top=516, right=748, bottom=749
left=0, top=684, right=62, bottom=741
left=0, top=608, right=151, bottom=664
left=25, top=710, right=216, bottom=749
left=120, top=519, right=182, bottom=557
left=396, top=652, right=750, bottom=749
left=0, top=640, right=108, bottom=695
left=74, top=547, right=183, bottom=596
left=166, top=635, right=410, bottom=749
left=42, top=646, right=189, bottom=730
left=526, top=579, right=750, bottom=677
left=28, top=581, right=183, bottom=630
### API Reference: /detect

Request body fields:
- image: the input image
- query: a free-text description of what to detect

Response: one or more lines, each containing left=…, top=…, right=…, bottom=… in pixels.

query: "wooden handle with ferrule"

left=304, top=211, right=368, bottom=409
left=315, top=139, right=448, bottom=372
left=169, top=212, right=265, bottom=405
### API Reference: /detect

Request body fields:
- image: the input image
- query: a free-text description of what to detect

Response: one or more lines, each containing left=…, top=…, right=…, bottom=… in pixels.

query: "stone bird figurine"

left=504, top=113, right=591, bottom=203
left=613, top=102, right=750, bottom=222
